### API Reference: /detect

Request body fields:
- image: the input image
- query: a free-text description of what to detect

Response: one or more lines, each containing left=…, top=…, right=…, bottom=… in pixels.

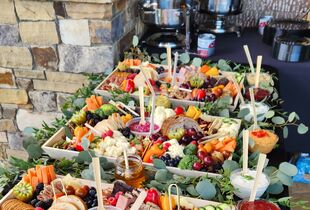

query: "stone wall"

left=198, top=0, right=309, bottom=27
left=0, top=0, right=140, bottom=159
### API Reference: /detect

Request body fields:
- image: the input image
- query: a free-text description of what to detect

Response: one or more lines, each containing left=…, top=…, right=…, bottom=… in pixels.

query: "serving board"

left=42, top=115, right=241, bottom=178
left=0, top=176, right=235, bottom=209
left=94, top=66, right=244, bottom=111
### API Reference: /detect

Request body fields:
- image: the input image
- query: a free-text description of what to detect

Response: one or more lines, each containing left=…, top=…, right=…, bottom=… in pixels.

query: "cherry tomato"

left=174, top=106, right=184, bottom=115
left=108, top=197, right=117, bottom=206
left=81, top=185, right=90, bottom=193
left=65, top=185, right=75, bottom=195
left=75, top=143, right=84, bottom=151
left=252, top=130, right=268, bottom=138
left=75, top=188, right=88, bottom=198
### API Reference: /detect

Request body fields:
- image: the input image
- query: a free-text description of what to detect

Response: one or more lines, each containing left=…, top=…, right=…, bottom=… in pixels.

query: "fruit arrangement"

left=47, top=92, right=240, bottom=174
left=1, top=169, right=234, bottom=210
left=98, top=60, right=242, bottom=105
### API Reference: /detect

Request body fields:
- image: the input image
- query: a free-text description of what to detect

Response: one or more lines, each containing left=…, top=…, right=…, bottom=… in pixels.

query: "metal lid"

left=269, top=19, right=309, bottom=30
left=275, top=35, right=310, bottom=46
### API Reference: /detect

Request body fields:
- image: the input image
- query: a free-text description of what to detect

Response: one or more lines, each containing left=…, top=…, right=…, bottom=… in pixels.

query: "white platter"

left=0, top=175, right=235, bottom=209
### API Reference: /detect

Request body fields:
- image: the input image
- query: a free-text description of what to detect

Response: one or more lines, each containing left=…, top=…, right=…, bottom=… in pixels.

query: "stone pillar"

left=0, top=0, right=140, bottom=159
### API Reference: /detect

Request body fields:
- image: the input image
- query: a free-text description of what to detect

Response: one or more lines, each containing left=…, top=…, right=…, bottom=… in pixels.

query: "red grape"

left=192, top=162, right=203, bottom=171
left=203, top=156, right=213, bottom=166
left=197, top=151, right=207, bottom=160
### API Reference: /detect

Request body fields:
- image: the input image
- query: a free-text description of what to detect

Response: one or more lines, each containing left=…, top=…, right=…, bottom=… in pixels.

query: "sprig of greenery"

left=269, top=197, right=310, bottom=209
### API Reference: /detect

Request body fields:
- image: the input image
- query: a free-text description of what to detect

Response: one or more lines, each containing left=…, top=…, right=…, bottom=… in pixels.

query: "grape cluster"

left=86, top=111, right=106, bottom=126
left=160, top=154, right=181, bottom=167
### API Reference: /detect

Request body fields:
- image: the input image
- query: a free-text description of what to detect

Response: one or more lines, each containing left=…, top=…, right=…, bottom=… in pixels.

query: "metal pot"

left=138, top=0, right=198, bottom=29
left=199, top=0, right=243, bottom=16
left=263, top=19, right=310, bottom=45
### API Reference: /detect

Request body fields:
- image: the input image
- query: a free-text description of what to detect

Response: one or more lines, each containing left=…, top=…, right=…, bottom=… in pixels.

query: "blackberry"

left=86, top=112, right=93, bottom=121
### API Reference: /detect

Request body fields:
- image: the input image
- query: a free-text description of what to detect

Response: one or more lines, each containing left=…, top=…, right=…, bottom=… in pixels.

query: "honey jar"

left=114, top=154, right=145, bottom=188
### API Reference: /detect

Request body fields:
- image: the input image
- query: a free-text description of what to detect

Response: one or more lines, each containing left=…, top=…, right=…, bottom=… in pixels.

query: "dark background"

left=210, top=29, right=310, bottom=153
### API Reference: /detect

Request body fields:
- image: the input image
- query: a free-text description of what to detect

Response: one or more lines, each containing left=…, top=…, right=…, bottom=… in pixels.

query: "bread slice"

left=56, top=195, right=87, bottom=210
left=49, top=201, right=79, bottom=210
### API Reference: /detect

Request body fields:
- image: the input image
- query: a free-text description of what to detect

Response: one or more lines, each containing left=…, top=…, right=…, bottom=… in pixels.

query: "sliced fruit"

left=31, top=176, right=39, bottom=190
left=48, top=165, right=57, bottom=181
left=36, top=165, right=43, bottom=183
left=41, top=166, right=49, bottom=185
left=12, top=181, right=33, bottom=202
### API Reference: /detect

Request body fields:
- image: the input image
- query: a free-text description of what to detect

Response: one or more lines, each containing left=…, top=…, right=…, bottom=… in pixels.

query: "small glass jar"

left=115, top=154, right=145, bottom=188
left=237, top=200, right=280, bottom=210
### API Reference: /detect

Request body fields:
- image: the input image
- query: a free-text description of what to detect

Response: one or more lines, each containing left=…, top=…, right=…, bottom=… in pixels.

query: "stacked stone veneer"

left=0, top=0, right=140, bottom=159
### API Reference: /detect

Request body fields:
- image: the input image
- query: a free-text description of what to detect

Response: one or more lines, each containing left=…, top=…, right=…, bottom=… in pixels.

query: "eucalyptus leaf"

left=23, top=127, right=35, bottom=137
left=219, top=109, right=230, bottom=118
left=26, top=144, right=43, bottom=159
left=276, top=171, right=293, bottom=186
left=297, top=123, right=308, bottom=134
left=288, top=112, right=297, bottom=122
left=218, top=59, right=232, bottom=71
left=265, top=110, right=275, bottom=119
left=153, top=159, right=166, bottom=169
left=179, top=52, right=190, bottom=64
left=186, top=185, right=200, bottom=196
left=271, top=116, right=285, bottom=125
left=161, top=59, right=167, bottom=65
left=81, top=169, right=94, bottom=180
left=192, top=57, right=202, bottom=67
left=267, top=182, right=284, bottom=194
left=272, top=92, right=279, bottom=100
left=155, top=169, right=172, bottom=183
left=222, top=160, right=240, bottom=172
left=195, top=179, right=217, bottom=200
left=238, top=108, right=250, bottom=118
left=283, top=126, right=288, bottom=139
left=76, top=151, right=94, bottom=163
left=160, top=53, right=167, bottom=59
left=279, top=162, right=298, bottom=177
left=150, top=180, right=165, bottom=191
left=81, top=137, right=90, bottom=150
left=64, top=126, right=73, bottom=139
left=264, top=166, right=278, bottom=176
left=132, top=35, right=139, bottom=47
left=73, top=98, right=86, bottom=108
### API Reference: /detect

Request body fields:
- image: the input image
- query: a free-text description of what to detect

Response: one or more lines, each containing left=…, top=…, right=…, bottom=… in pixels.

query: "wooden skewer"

left=249, top=153, right=267, bottom=201
left=243, top=45, right=255, bottom=73
left=140, top=67, right=156, bottom=134
left=255, top=56, right=262, bottom=88
left=242, top=130, right=249, bottom=175
left=167, top=46, right=172, bottom=78
left=199, top=132, right=227, bottom=144
left=109, top=100, right=128, bottom=115
left=249, top=88, right=258, bottom=130
left=130, top=190, right=147, bottom=210
left=85, top=123, right=102, bottom=136
left=92, top=157, right=105, bottom=210
left=230, top=75, right=245, bottom=105
left=117, top=101, right=140, bottom=117
left=172, top=52, right=179, bottom=86
left=178, top=87, right=192, bottom=92
left=139, top=86, right=146, bottom=125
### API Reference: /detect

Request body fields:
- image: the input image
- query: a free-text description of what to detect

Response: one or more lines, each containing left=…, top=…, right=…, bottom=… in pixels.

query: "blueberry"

left=88, top=189, right=97, bottom=197
left=165, top=154, right=171, bottom=159
left=35, top=201, right=45, bottom=208
left=36, top=183, right=44, bottom=191
left=30, top=199, right=39, bottom=206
